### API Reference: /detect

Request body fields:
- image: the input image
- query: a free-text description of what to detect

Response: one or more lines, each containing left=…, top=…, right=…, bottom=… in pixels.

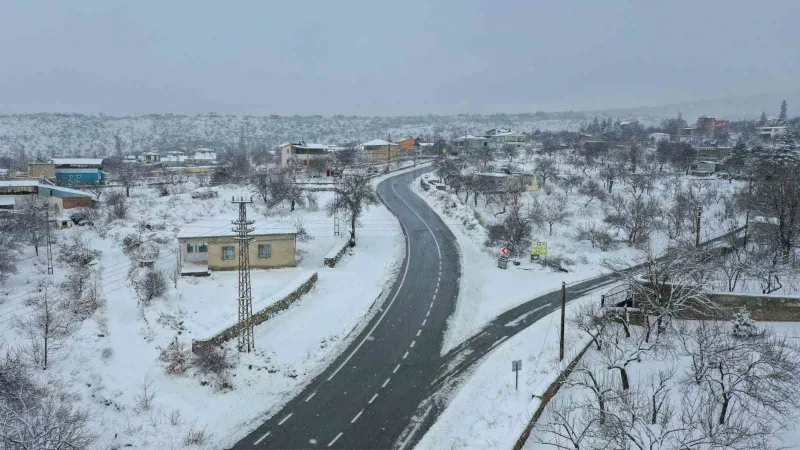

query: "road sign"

left=501, top=247, right=508, bottom=256
left=530, top=242, right=547, bottom=260
left=512, top=359, right=522, bottom=390
left=497, top=256, right=509, bottom=269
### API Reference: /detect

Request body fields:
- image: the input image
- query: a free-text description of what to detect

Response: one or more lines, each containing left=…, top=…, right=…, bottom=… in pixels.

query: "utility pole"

left=45, top=204, right=54, bottom=275
left=333, top=177, right=341, bottom=237
left=232, top=196, right=255, bottom=352
left=559, top=281, right=566, bottom=361
left=695, top=205, right=703, bottom=248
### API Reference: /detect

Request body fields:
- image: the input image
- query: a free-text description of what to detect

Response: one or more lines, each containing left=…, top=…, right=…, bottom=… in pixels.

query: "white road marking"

left=393, top=364, right=401, bottom=373
left=305, top=391, right=317, bottom=402
left=425, top=310, right=430, bottom=317
left=422, top=318, right=427, bottom=326
left=328, top=432, right=343, bottom=447
left=398, top=404, right=434, bottom=450
left=403, top=351, right=409, bottom=359
left=504, top=304, right=550, bottom=328
left=326, top=188, right=414, bottom=382
left=278, top=413, right=293, bottom=426
left=416, top=329, right=421, bottom=337
left=351, top=409, right=364, bottom=423
left=382, top=377, right=391, bottom=388
left=309, top=438, right=318, bottom=445
left=369, top=393, right=379, bottom=404
left=410, top=340, right=416, bottom=348
left=253, top=431, right=271, bottom=445
left=489, top=335, right=509, bottom=349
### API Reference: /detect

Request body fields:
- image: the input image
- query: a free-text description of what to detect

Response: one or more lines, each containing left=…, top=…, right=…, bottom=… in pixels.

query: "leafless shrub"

left=17, top=283, right=74, bottom=370
left=183, top=426, right=209, bottom=446
left=190, top=189, right=218, bottom=200
left=158, top=336, right=190, bottom=376
left=529, top=192, right=572, bottom=236
left=603, top=192, right=661, bottom=247
left=577, top=179, right=607, bottom=207
left=57, top=231, right=101, bottom=266
left=541, top=255, right=575, bottom=272
left=169, top=409, right=182, bottom=427
left=573, top=222, right=618, bottom=251
left=292, top=216, right=312, bottom=242
left=101, top=347, right=113, bottom=361
left=136, top=269, right=168, bottom=305
left=106, top=190, right=128, bottom=219
left=192, top=345, right=234, bottom=376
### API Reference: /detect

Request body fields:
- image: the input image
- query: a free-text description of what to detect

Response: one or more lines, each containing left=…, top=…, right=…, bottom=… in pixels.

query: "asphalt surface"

left=230, top=167, right=462, bottom=449
left=230, top=167, right=746, bottom=450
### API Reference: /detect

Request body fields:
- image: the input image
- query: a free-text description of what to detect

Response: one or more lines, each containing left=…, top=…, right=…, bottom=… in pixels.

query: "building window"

left=222, top=246, right=235, bottom=260
left=186, top=243, right=194, bottom=253
left=198, top=243, right=208, bottom=253
left=258, top=244, right=272, bottom=259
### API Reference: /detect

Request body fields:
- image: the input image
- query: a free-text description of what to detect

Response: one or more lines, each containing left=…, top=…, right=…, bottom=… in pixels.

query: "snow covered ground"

left=415, top=292, right=598, bottom=450
left=411, top=164, right=745, bottom=354
left=524, top=321, right=800, bottom=450
left=0, top=165, right=429, bottom=449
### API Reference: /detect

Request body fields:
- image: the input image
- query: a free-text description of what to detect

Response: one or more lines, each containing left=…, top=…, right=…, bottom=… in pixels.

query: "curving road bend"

left=230, top=168, right=461, bottom=449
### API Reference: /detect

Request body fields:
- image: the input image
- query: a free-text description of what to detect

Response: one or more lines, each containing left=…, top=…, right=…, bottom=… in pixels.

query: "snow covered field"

left=415, top=292, right=598, bottom=450
left=0, top=166, right=427, bottom=449
left=411, top=162, right=745, bottom=354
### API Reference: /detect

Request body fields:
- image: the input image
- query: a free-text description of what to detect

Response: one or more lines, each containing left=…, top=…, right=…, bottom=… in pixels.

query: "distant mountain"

left=591, top=90, right=800, bottom=123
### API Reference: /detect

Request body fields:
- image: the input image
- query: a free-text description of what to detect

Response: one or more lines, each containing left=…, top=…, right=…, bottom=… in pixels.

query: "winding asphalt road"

left=231, top=168, right=462, bottom=449
left=230, top=168, right=746, bottom=449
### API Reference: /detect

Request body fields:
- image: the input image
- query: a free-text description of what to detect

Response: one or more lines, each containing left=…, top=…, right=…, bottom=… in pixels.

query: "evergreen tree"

left=779, top=100, right=788, bottom=124
left=727, top=136, right=748, bottom=174
left=759, top=111, right=768, bottom=126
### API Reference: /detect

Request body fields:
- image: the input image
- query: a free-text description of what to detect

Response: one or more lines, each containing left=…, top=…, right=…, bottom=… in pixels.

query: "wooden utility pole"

left=695, top=205, right=703, bottom=248
left=559, top=281, right=566, bottom=361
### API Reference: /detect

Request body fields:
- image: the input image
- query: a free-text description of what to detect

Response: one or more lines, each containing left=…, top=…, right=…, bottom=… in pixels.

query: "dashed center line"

left=328, top=432, right=343, bottom=447
left=278, top=413, right=293, bottom=426
left=416, top=329, right=421, bottom=337
left=369, top=393, right=379, bottom=404
left=403, top=351, right=409, bottom=359
left=253, top=431, right=271, bottom=445
left=351, top=409, right=364, bottom=423
left=425, top=310, right=430, bottom=317
left=305, top=391, right=316, bottom=402
left=422, top=318, right=427, bottom=326
left=382, top=377, right=391, bottom=388
left=410, top=340, right=416, bottom=348
left=393, top=364, right=401, bottom=373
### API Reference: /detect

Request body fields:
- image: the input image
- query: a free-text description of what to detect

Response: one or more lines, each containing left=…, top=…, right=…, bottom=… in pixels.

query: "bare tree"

left=326, top=174, right=379, bottom=247
left=533, top=395, right=598, bottom=450
left=578, top=179, right=606, bottom=207
left=501, top=144, right=518, bottom=162
left=559, top=172, right=584, bottom=196
left=18, top=283, right=73, bottom=370
left=603, top=193, right=661, bottom=247
left=15, top=197, right=47, bottom=256
left=531, top=192, right=572, bottom=236
left=0, top=216, right=19, bottom=284
left=534, top=156, right=558, bottom=187
left=485, top=199, right=532, bottom=260
left=264, top=168, right=306, bottom=211
left=117, top=164, right=139, bottom=197
left=573, top=222, right=617, bottom=251
left=601, top=162, right=624, bottom=193
left=252, top=171, right=270, bottom=203
left=105, top=190, right=128, bottom=220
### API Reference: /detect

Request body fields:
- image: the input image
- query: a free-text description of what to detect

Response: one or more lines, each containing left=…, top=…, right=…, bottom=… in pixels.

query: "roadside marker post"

left=512, top=360, right=522, bottom=390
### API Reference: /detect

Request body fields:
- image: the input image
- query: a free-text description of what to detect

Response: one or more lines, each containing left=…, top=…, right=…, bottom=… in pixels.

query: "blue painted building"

left=52, top=158, right=104, bottom=185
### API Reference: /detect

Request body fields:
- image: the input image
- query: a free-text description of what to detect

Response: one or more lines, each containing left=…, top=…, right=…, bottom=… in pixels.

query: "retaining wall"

left=191, top=271, right=318, bottom=353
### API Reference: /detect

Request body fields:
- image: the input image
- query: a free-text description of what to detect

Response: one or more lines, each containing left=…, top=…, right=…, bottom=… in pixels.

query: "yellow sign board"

left=530, top=242, right=547, bottom=259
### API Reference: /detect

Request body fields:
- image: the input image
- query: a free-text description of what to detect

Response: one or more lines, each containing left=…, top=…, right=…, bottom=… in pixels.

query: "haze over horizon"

left=2, top=0, right=798, bottom=117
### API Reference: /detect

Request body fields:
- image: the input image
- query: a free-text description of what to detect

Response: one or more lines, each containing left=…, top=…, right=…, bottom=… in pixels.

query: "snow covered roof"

left=418, top=142, right=434, bottom=147
left=141, top=152, right=160, bottom=156
left=0, top=181, right=93, bottom=197
left=0, top=180, right=38, bottom=187
left=294, top=142, right=328, bottom=150
left=51, top=158, right=104, bottom=166
left=177, top=219, right=296, bottom=239
left=362, top=139, right=398, bottom=147
left=0, top=197, right=15, bottom=206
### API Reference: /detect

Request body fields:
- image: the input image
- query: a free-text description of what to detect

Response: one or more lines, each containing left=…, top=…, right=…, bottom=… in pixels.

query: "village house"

left=452, top=135, right=489, bottom=151
left=137, top=152, right=162, bottom=165
left=177, top=221, right=297, bottom=273
left=485, top=128, right=528, bottom=148
left=758, top=126, right=788, bottom=139
left=0, top=180, right=94, bottom=214
left=279, top=141, right=331, bottom=167
left=360, top=139, right=400, bottom=162
left=191, top=147, right=217, bottom=164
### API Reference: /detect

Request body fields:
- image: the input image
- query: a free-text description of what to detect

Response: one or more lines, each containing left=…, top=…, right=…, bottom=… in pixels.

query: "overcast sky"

left=1, top=0, right=798, bottom=116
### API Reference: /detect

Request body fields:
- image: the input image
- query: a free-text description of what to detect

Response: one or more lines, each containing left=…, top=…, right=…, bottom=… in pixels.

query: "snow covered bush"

left=731, top=307, right=760, bottom=338
left=105, top=190, right=128, bottom=220
left=158, top=336, right=190, bottom=376
left=57, top=232, right=101, bottom=267
left=193, top=345, right=234, bottom=376
left=136, top=269, right=168, bottom=305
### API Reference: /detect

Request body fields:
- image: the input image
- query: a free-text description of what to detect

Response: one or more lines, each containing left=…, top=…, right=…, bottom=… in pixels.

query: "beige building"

left=178, top=221, right=297, bottom=272
left=28, top=162, right=56, bottom=179
left=360, top=139, right=400, bottom=162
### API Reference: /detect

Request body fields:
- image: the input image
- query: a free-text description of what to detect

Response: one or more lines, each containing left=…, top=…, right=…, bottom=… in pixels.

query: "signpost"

left=498, top=247, right=509, bottom=269
left=512, top=360, right=522, bottom=390
left=530, top=242, right=547, bottom=261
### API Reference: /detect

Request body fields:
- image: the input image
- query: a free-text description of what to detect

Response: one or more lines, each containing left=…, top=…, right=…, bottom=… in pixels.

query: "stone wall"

left=324, top=240, right=351, bottom=268
left=191, top=272, right=318, bottom=353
